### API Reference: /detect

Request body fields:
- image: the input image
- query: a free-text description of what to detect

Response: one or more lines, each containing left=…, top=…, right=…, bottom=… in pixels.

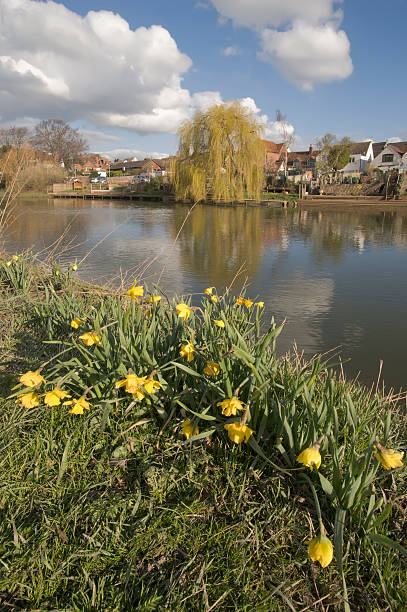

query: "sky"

left=1, top=0, right=406, bottom=159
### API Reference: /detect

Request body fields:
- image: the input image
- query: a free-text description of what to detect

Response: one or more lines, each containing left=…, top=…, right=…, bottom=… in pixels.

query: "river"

left=3, top=196, right=407, bottom=390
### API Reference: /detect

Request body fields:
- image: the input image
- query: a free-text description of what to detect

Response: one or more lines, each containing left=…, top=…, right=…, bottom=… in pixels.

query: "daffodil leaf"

left=369, top=534, right=407, bottom=558
left=180, top=428, right=216, bottom=444
left=318, top=472, right=334, bottom=498
left=170, top=361, right=201, bottom=377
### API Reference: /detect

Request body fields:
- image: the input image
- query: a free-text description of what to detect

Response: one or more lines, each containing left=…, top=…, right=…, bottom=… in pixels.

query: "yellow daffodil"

left=115, top=374, right=160, bottom=400
left=204, top=287, right=215, bottom=295
left=297, top=445, right=322, bottom=471
left=180, top=342, right=195, bottom=362
left=19, top=370, right=46, bottom=387
left=236, top=297, right=244, bottom=306
left=225, top=422, right=254, bottom=444
left=17, top=391, right=40, bottom=409
left=256, top=301, right=264, bottom=308
left=217, top=397, right=244, bottom=417
left=308, top=534, right=334, bottom=568
left=211, top=295, right=218, bottom=303
left=79, top=331, right=101, bottom=347
left=176, top=302, right=192, bottom=320
left=214, top=320, right=225, bottom=328
left=44, top=389, right=71, bottom=407
left=6, top=260, right=12, bottom=266
left=68, top=397, right=91, bottom=415
left=143, top=378, right=162, bottom=394
left=55, top=270, right=60, bottom=276
left=70, top=317, right=82, bottom=329
left=182, top=419, right=199, bottom=439
left=12, top=255, right=19, bottom=262
left=148, top=295, right=162, bottom=303
left=375, top=442, right=404, bottom=470
left=204, top=361, right=220, bottom=376
left=126, top=285, right=144, bottom=300
left=72, top=264, right=78, bottom=271
left=244, top=299, right=253, bottom=308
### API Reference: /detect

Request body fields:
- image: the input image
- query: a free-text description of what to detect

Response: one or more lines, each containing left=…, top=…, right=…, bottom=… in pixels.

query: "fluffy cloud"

left=211, top=0, right=342, bottom=28
left=210, top=0, right=353, bottom=90
left=259, top=22, right=353, bottom=91
left=238, top=97, right=295, bottom=143
left=221, top=46, right=241, bottom=56
left=0, top=0, right=222, bottom=133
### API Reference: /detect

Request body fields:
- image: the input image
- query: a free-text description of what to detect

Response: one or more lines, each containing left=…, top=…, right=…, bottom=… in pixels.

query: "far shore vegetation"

left=0, top=253, right=406, bottom=610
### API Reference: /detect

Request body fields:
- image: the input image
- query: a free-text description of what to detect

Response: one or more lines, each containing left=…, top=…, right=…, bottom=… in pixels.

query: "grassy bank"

left=1, top=255, right=406, bottom=610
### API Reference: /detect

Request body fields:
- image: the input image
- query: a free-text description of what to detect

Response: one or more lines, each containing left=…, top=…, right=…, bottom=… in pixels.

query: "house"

left=74, top=154, right=112, bottom=174
left=372, top=142, right=407, bottom=171
left=340, top=141, right=374, bottom=174
left=286, top=145, right=320, bottom=181
left=110, top=158, right=164, bottom=176
left=262, top=140, right=286, bottom=173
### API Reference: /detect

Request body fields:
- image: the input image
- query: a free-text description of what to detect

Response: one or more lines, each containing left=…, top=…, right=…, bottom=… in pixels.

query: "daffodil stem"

left=302, top=473, right=322, bottom=522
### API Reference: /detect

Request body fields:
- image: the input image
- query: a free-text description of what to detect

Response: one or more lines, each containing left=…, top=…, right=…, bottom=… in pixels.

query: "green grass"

left=261, top=192, right=298, bottom=202
left=0, top=257, right=406, bottom=610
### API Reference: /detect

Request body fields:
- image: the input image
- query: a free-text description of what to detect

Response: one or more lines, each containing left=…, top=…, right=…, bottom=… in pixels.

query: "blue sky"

left=1, top=0, right=406, bottom=158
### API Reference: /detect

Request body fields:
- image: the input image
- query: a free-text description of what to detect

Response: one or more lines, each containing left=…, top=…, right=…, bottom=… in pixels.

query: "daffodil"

left=180, top=342, right=195, bottom=362
left=244, top=299, right=253, bottom=308
left=12, top=255, right=19, bottom=262
left=6, top=260, right=12, bottom=266
left=70, top=317, right=82, bottom=329
left=148, top=295, right=161, bottom=303
left=68, top=397, right=91, bottom=415
left=79, top=331, right=101, bottom=346
left=225, top=422, right=254, bottom=444
left=55, top=269, right=60, bottom=276
left=17, top=391, right=40, bottom=409
left=217, top=397, right=244, bottom=417
left=126, top=285, right=144, bottom=300
left=214, top=320, right=225, bottom=328
left=211, top=295, right=218, bottom=303
left=115, top=374, right=160, bottom=400
left=19, top=370, right=46, bottom=387
left=297, top=444, right=322, bottom=471
left=44, top=388, right=71, bottom=407
left=204, top=361, right=220, bottom=376
left=143, top=378, right=162, bottom=394
left=308, top=534, right=334, bottom=568
left=236, top=297, right=244, bottom=306
left=176, top=302, right=192, bottom=320
left=256, top=301, right=264, bottom=308
left=182, top=419, right=199, bottom=439
left=72, top=264, right=78, bottom=271
left=375, top=442, right=404, bottom=470
left=204, top=287, right=215, bottom=295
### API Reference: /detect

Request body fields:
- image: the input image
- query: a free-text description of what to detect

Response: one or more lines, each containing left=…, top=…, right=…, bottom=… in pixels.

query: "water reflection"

left=3, top=197, right=407, bottom=389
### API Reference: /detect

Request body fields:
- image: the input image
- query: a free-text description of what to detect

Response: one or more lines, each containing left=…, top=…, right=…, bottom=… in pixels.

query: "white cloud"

left=210, top=0, right=353, bottom=90
left=259, top=22, right=353, bottom=91
left=101, top=148, right=169, bottom=161
left=0, top=0, right=223, bottom=134
left=210, top=0, right=341, bottom=28
left=194, top=2, right=210, bottom=9
left=386, top=137, right=402, bottom=143
left=221, top=45, right=241, bottom=56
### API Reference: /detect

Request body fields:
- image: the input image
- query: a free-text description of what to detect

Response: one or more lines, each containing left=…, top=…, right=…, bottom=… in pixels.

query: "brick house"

left=110, top=158, right=164, bottom=175
left=286, top=145, right=320, bottom=180
left=74, top=154, right=112, bottom=174
left=262, top=140, right=287, bottom=174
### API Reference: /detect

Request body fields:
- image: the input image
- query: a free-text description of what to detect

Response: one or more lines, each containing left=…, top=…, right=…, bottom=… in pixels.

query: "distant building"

left=286, top=145, right=320, bottom=181
left=262, top=140, right=287, bottom=173
left=341, top=141, right=374, bottom=174
left=74, top=154, right=112, bottom=174
left=110, top=158, right=165, bottom=175
left=372, top=142, right=407, bottom=171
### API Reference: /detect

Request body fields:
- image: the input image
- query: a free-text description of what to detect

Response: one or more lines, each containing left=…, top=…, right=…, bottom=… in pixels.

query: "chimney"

left=309, top=144, right=314, bottom=154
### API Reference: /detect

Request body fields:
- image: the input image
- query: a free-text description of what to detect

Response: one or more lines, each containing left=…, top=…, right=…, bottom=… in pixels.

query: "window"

left=382, top=154, right=394, bottom=163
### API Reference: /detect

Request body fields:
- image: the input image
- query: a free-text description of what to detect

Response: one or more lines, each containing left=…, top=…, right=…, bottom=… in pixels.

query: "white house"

left=341, top=141, right=374, bottom=174
left=372, top=142, right=407, bottom=171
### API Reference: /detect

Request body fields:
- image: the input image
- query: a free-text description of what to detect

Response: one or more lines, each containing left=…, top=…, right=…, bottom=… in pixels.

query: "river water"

left=3, top=196, right=407, bottom=390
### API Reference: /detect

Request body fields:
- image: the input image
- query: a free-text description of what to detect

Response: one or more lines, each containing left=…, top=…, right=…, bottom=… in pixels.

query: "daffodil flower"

left=6, top=260, right=12, bottom=266
left=17, top=391, right=40, bottom=409
left=217, top=397, right=244, bottom=417
left=308, top=534, right=334, bottom=568
left=12, top=255, right=19, bottom=262
left=79, top=331, right=101, bottom=346
left=70, top=317, right=82, bottom=329
left=236, top=297, right=244, bottom=306
left=20, top=370, right=46, bottom=387
left=244, top=299, right=253, bottom=308
left=72, top=264, right=78, bottom=271
left=375, top=442, right=404, bottom=470
left=214, top=320, right=225, bottom=328
left=224, top=422, right=254, bottom=444
left=115, top=374, right=161, bottom=400
left=126, top=285, right=144, bottom=300
left=204, top=361, right=220, bottom=376
left=182, top=419, right=199, bottom=439
left=148, top=296, right=161, bottom=303
left=211, top=295, right=218, bottom=303
left=66, top=397, right=91, bottom=415
left=176, top=303, right=192, bottom=320
left=44, top=389, right=71, bottom=407
left=297, top=444, right=322, bottom=471
left=256, top=301, right=264, bottom=308
left=180, top=342, right=195, bottom=362
left=204, top=287, right=215, bottom=295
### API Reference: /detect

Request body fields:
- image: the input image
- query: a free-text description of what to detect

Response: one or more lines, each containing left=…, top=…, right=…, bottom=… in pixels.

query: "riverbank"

left=1, top=255, right=406, bottom=610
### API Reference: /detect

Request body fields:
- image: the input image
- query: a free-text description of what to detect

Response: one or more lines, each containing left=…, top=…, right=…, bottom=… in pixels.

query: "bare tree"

left=276, top=109, right=295, bottom=173
left=0, top=126, right=31, bottom=150
left=31, top=119, right=87, bottom=169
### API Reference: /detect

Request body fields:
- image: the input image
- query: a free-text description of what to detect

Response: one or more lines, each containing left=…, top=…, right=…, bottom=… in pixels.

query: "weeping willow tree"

left=172, top=102, right=265, bottom=203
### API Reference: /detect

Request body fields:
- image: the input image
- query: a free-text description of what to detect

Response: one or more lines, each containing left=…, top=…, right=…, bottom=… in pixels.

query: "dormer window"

left=382, top=154, right=394, bottom=163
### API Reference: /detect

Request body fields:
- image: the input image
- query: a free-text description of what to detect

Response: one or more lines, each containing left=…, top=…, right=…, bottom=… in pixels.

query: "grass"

left=0, top=256, right=406, bottom=611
